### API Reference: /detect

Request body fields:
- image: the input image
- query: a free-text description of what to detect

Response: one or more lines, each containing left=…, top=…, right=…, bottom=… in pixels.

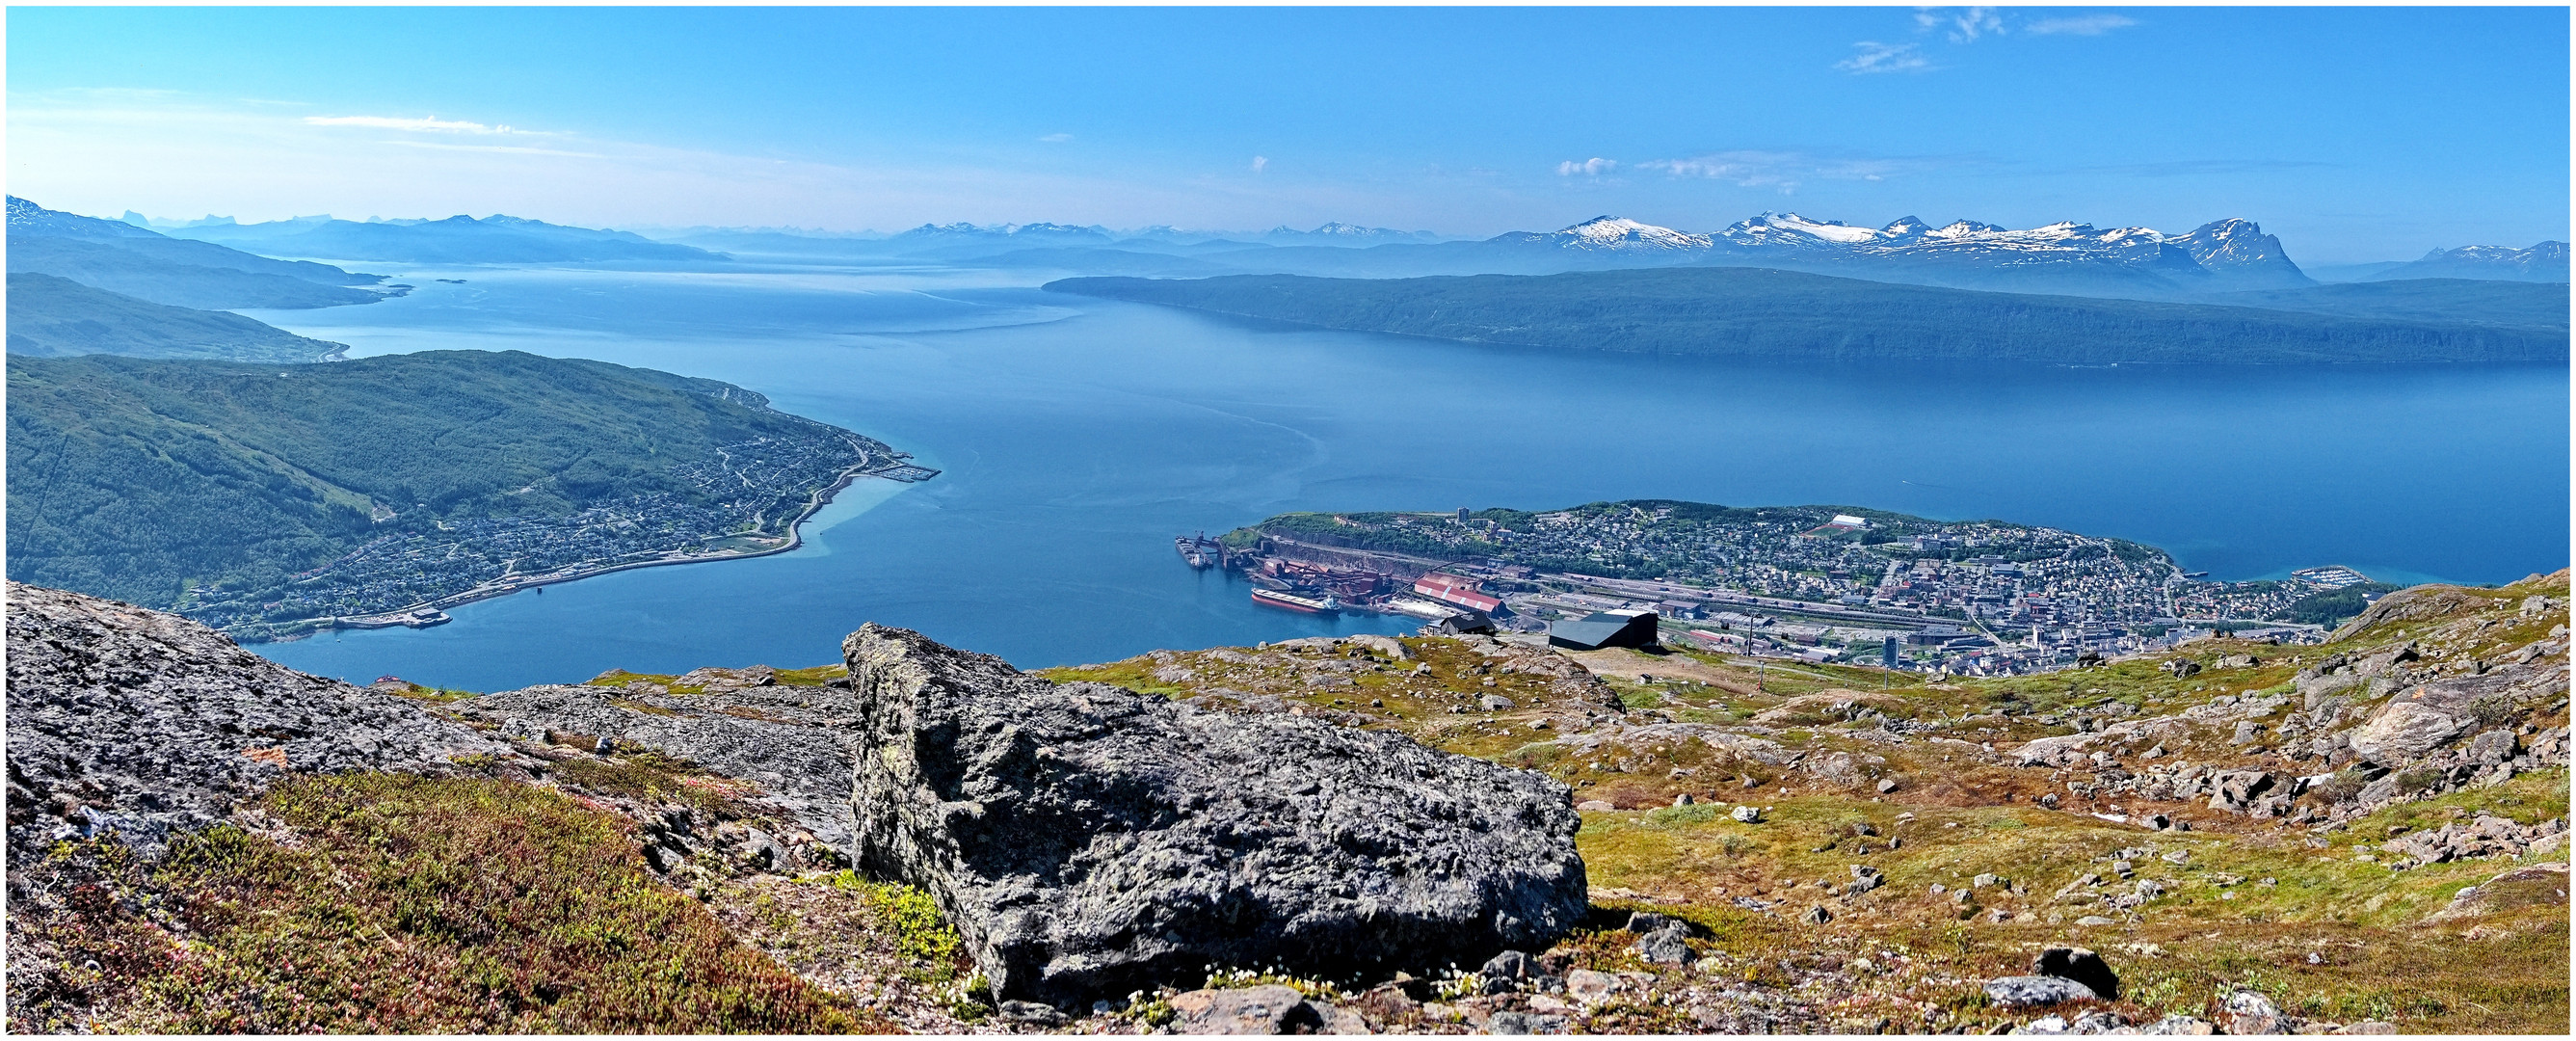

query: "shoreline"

left=279, top=460, right=897, bottom=642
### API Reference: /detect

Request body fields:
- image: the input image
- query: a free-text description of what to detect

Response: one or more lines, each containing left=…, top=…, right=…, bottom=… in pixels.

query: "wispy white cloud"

left=1555, top=157, right=1617, bottom=176
left=2025, top=13, right=2138, bottom=37
left=1907, top=8, right=2138, bottom=42
left=1250, top=155, right=1268, bottom=174
left=12, top=88, right=1297, bottom=230
left=304, top=114, right=527, bottom=134
left=2075, top=157, right=2333, bottom=177
left=1916, top=6, right=2004, bottom=43
left=1837, top=41, right=1932, bottom=74
left=3, top=87, right=1580, bottom=234
left=1038, top=132, right=1074, bottom=143
left=379, top=140, right=605, bottom=159
left=1638, top=149, right=1963, bottom=194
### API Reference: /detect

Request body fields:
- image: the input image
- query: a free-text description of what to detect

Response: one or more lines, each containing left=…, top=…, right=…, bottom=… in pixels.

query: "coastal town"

left=173, top=431, right=934, bottom=642
left=1193, top=502, right=2359, bottom=677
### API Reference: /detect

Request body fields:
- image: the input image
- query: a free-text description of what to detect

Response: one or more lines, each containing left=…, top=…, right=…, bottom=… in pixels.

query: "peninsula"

left=4, top=350, right=935, bottom=641
left=1048, top=268, right=2569, bottom=364
left=1200, top=502, right=2385, bottom=677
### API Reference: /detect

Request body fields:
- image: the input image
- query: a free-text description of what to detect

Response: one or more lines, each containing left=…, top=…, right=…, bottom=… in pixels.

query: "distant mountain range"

left=1048, top=267, right=2566, bottom=365
left=52, top=192, right=2566, bottom=325
left=2366, top=242, right=2569, bottom=283
left=650, top=211, right=2567, bottom=303
left=826, top=211, right=2471, bottom=301
left=6, top=198, right=374, bottom=363
left=1699, top=212, right=2313, bottom=293
left=8, top=197, right=392, bottom=309
left=1258, top=222, right=1441, bottom=245
left=653, top=221, right=1443, bottom=262
left=160, top=212, right=726, bottom=265
left=1080, top=213, right=2324, bottom=298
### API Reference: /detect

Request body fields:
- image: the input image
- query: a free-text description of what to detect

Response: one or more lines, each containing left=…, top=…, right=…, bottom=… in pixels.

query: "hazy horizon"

left=9, top=6, right=2568, bottom=264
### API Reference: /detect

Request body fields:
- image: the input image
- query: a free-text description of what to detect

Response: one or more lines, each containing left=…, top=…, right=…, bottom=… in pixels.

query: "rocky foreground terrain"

left=5, top=572, right=2567, bottom=1033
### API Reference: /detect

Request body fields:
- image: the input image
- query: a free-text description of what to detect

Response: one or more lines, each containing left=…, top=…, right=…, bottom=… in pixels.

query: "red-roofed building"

left=1414, top=572, right=1503, bottom=614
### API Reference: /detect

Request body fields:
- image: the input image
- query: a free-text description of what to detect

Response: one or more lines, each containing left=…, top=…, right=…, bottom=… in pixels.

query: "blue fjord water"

left=242, top=265, right=2570, bottom=691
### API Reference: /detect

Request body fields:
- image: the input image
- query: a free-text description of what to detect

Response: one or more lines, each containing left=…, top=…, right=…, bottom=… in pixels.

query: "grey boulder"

left=1984, top=974, right=2100, bottom=1008
left=2350, top=702, right=2470, bottom=764
left=1633, top=924, right=1691, bottom=964
left=1167, top=985, right=1312, bottom=1034
left=841, top=624, right=1588, bottom=1008
left=451, top=679, right=866, bottom=849
left=2032, top=946, right=2120, bottom=1001
left=2218, top=989, right=2288, bottom=1034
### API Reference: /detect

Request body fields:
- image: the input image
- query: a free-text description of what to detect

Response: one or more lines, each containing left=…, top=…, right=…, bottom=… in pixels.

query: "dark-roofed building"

left=1547, top=609, right=1660, bottom=651
left=1421, top=610, right=1498, bottom=636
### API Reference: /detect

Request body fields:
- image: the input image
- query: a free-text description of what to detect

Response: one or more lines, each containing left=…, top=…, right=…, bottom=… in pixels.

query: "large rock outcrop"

left=4, top=583, right=510, bottom=858
left=842, top=623, right=1589, bottom=1008
left=450, top=681, right=864, bottom=848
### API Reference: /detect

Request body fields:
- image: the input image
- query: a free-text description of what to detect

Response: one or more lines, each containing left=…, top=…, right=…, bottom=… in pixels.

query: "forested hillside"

left=6, top=351, right=885, bottom=636
left=2201, top=278, right=2567, bottom=332
left=1049, top=268, right=2568, bottom=363
left=4, top=274, right=353, bottom=362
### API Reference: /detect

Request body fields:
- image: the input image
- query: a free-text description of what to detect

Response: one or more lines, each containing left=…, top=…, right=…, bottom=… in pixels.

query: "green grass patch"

left=822, top=871, right=963, bottom=974
left=387, top=682, right=478, bottom=704
left=545, top=749, right=761, bottom=820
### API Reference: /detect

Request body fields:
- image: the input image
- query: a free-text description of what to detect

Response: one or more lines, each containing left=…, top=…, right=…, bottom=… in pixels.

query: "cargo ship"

left=1175, top=532, right=1223, bottom=570
left=1251, top=588, right=1340, bottom=614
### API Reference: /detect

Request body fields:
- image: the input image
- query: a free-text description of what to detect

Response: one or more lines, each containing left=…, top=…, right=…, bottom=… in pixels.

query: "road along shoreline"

left=305, top=460, right=916, bottom=640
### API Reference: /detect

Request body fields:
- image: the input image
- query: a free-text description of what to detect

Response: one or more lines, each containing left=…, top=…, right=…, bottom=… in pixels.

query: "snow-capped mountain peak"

left=2164, top=219, right=2309, bottom=286
left=1492, top=209, right=2316, bottom=289
left=1925, top=220, right=2006, bottom=240
left=1723, top=212, right=1883, bottom=244
left=1261, top=222, right=1437, bottom=243
left=7, top=196, right=161, bottom=241
left=1700, top=210, right=2315, bottom=289
left=893, top=221, right=1113, bottom=243
left=2383, top=240, right=2569, bottom=282
left=1551, top=216, right=1713, bottom=251
left=1877, top=216, right=1933, bottom=239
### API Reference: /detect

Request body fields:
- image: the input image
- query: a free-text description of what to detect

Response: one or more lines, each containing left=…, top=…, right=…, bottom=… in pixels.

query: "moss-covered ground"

left=1039, top=571, right=2570, bottom=1033
left=9, top=772, right=885, bottom=1033
left=50, top=574, right=2540, bottom=1033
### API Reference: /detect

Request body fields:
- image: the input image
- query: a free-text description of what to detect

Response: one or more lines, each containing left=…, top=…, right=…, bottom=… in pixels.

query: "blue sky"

left=8, top=6, right=2566, bottom=261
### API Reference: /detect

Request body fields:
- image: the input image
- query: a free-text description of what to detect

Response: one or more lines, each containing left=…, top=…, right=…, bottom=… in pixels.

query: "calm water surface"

left=244, top=265, right=2571, bottom=689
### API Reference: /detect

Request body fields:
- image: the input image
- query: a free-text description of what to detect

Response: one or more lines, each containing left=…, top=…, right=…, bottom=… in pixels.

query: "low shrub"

left=21, top=773, right=864, bottom=1033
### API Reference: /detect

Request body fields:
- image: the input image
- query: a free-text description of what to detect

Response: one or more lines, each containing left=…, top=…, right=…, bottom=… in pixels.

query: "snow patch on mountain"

left=1544, top=216, right=1714, bottom=252
left=894, top=222, right=1115, bottom=243
left=1686, top=211, right=2311, bottom=288
left=1261, top=223, right=1439, bottom=244
left=2371, top=241, right=2570, bottom=282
